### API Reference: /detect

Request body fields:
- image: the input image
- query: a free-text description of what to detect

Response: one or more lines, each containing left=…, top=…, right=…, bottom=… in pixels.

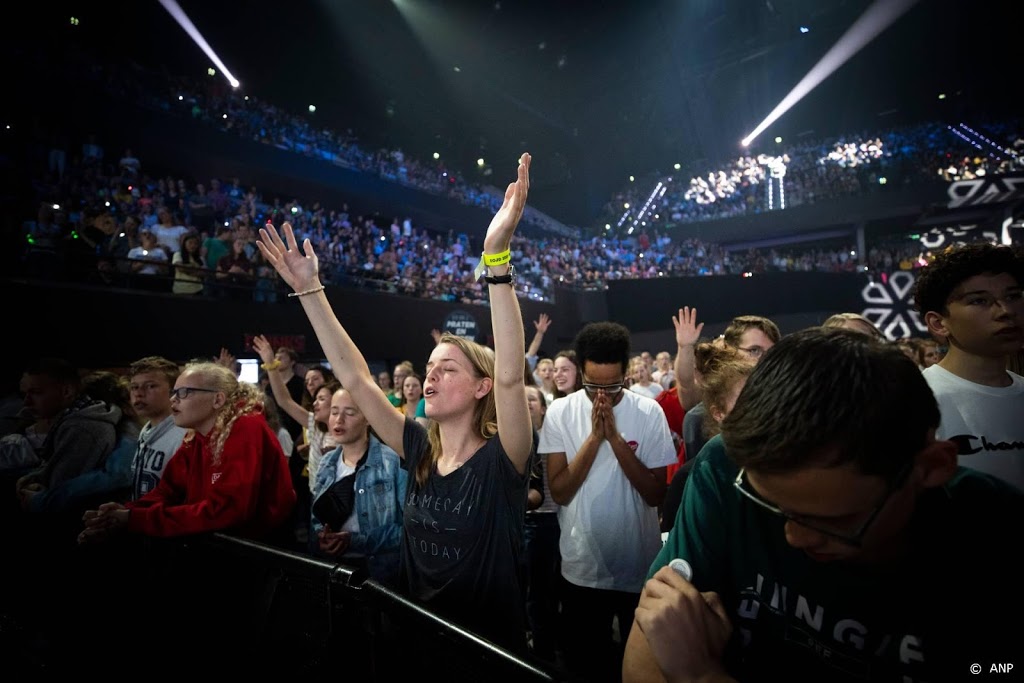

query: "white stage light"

left=158, top=0, right=242, bottom=89
left=740, top=0, right=921, bottom=147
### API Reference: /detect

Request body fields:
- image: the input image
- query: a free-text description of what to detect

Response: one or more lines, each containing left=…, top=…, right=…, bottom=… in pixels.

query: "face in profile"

left=170, top=371, right=222, bottom=432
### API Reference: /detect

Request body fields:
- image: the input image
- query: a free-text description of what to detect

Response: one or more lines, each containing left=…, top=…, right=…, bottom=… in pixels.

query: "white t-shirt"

left=333, top=459, right=362, bottom=536
left=127, top=246, right=168, bottom=275
left=151, top=224, right=190, bottom=255
left=629, top=383, right=662, bottom=400
left=538, top=389, right=676, bottom=592
left=276, top=427, right=294, bottom=460
left=924, top=364, right=1024, bottom=491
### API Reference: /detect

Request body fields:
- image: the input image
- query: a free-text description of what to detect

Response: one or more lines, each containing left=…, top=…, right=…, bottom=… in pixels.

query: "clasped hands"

left=77, top=502, right=130, bottom=545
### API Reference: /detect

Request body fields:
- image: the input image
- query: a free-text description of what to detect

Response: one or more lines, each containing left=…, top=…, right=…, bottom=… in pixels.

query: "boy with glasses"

left=914, top=243, right=1024, bottom=490
left=541, top=321, right=675, bottom=682
left=624, top=327, right=1022, bottom=683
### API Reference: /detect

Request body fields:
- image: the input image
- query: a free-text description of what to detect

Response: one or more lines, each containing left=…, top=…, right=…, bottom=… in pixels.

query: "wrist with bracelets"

left=474, top=247, right=513, bottom=284
left=288, top=283, right=325, bottom=298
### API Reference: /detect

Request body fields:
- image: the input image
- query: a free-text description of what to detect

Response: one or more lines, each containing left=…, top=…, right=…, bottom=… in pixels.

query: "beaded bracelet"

left=288, top=285, right=326, bottom=298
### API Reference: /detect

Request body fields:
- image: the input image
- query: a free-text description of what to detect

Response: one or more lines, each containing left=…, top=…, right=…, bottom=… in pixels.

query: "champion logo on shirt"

left=211, top=472, right=222, bottom=484
left=950, top=434, right=1024, bottom=455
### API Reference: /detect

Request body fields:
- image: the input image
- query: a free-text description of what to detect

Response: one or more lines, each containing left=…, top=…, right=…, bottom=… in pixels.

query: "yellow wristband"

left=261, top=359, right=282, bottom=371
left=482, top=249, right=511, bottom=266
left=474, top=249, right=511, bottom=280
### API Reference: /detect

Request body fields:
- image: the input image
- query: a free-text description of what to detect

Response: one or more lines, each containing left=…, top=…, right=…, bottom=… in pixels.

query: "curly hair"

left=912, top=243, right=1024, bottom=315
left=693, top=343, right=755, bottom=440
left=574, top=321, right=632, bottom=372
left=182, top=362, right=265, bottom=467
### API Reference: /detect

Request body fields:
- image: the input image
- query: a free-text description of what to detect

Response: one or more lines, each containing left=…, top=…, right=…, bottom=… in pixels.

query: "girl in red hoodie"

left=80, top=362, right=295, bottom=543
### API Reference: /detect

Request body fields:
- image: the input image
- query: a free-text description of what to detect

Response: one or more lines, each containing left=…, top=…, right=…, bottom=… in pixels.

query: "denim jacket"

left=312, top=435, right=406, bottom=582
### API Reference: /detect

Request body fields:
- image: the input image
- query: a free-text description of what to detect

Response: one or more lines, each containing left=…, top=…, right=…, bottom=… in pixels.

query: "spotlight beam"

left=741, top=0, right=921, bottom=147
left=157, top=0, right=241, bottom=88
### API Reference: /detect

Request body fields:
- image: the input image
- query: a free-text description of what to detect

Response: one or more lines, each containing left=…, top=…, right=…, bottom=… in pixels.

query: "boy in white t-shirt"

left=539, top=321, right=675, bottom=682
left=914, top=243, right=1024, bottom=490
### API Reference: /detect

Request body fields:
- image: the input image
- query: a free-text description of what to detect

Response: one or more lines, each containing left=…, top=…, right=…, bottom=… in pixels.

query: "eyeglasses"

left=581, top=376, right=625, bottom=395
left=733, top=463, right=913, bottom=547
left=170, top=387, right=218, bottom=401
left=737, top=346, right=766, bottom=358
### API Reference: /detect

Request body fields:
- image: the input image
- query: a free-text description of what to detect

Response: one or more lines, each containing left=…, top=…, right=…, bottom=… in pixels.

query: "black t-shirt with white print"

left=400, top=418, right=530, bottom=652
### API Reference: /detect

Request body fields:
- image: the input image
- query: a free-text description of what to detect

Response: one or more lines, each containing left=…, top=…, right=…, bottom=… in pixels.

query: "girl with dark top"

left=257, top=154, right=534, bottom=651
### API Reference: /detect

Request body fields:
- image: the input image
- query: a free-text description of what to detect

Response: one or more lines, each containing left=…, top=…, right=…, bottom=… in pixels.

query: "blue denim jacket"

left=312, top=435, right=406, bottom=582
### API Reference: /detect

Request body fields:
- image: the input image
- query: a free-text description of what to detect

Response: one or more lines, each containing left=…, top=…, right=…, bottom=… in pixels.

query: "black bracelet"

left=483, top=265, right=516, bottom=285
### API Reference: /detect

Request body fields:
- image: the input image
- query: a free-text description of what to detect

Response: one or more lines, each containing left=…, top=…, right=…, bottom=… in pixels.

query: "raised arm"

left=673, top=307, right=703, bottom=411
left=257, top=224, right=406, bottom=456
left=484, top=153, right=534, bottom=475
left=252, top=335, right=309, bottom=426
left=525, top=313, right=552, bottom=359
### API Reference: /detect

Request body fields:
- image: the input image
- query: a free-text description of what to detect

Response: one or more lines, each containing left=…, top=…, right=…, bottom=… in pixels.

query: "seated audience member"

left=913, top=243, right=1024, bottom=490
left=79, top=361, right=295, bottom=544
left=311, top=388, right=406, bottom=585
left=623, top=327, right=1022, bottom=683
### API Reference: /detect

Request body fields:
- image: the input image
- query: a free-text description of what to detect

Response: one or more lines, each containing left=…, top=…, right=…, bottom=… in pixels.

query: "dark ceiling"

left=21, top=0, right=1017, bottom=226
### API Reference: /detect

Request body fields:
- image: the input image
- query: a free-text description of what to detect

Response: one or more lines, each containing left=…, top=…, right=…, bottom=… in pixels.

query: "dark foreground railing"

left=2, top=527, right=571, bottom=680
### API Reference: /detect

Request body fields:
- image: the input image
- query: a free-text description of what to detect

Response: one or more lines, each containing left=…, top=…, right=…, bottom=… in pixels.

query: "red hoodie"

left=127, top=413, right=296, bottom=540
left=654, top=387, right=686, bottom=482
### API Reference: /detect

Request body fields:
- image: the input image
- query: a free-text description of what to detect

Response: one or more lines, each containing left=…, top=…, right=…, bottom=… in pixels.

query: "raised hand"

left=534, top=313, right=552, bottom=334
left=215, top=347, right=236, bottom=370
left=252, top=334, right=276, bottom=364
left=482, top=153, right=531, bottom=254
left=673, top=306, right=705, bottom=348
left=257, top=221, right=320, bottom=292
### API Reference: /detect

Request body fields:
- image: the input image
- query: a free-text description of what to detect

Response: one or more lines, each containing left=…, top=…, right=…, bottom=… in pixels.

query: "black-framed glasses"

left=170, top=387, right=218, bottom=401
left=581, top=376, right=625, bottom=395
left=733, top=462, right=913, bottom=547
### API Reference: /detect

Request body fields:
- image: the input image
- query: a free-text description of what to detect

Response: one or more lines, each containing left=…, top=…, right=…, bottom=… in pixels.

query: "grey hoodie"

left=23, top=396, right=121, bottom=489
left=131, top=414, right=188, bottom=500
